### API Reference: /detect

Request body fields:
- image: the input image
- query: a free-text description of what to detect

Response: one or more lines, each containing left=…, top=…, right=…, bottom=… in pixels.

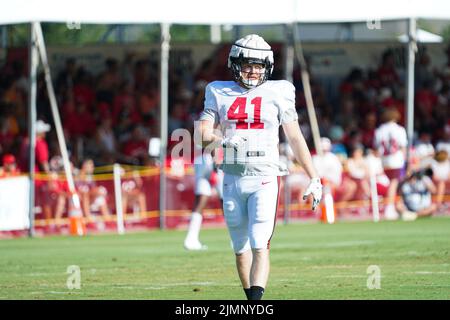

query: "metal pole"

left=159, top=23, right=170, bottom=230
left=284, top=24, right=294, bottom=83
left=210, top=24, right=221, bottom=44
left=28, top=22, right=39, bottom=238
left=405, top=18, right=417, bottom=169
left=113, top=164, right=125, bottom=235
left=34, top=23, right=82, bottom=211
left=1, top=26, right=7, bottom=48
left=292, top=23, right=323, bottom=156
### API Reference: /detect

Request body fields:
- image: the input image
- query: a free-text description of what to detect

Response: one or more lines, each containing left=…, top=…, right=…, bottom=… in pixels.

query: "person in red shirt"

left=35, top=120, right=51, bottom=173
left=0, top=154, right=21, bottom=177
left=33, top=120, right=53, bottom=227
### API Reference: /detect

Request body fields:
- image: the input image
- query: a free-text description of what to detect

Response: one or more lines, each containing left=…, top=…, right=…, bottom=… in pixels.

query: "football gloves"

left=303, top=177, right=323, bottom=211
left=221, top=136, right=247, bottom=151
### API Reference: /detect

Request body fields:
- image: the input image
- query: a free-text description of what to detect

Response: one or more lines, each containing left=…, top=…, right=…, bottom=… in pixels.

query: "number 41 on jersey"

left=227, top=97, right=264, bottom=130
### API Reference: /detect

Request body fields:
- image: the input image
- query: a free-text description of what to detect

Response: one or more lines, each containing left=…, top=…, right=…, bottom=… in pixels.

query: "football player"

left=197, top=34, right=322, bottom=300
left=184, top=148, right=224, bottom=250
left=374, top=108, right=408, bottom=220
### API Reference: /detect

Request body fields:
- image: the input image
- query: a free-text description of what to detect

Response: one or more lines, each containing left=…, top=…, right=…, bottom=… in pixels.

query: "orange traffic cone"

left=69, top=194, right=86, bottom=236
left=320, top=178, right=336, bottom=224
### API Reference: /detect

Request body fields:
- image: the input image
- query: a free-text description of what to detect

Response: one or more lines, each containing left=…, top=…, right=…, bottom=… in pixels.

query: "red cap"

left=2, top=154, right=16, bottom=165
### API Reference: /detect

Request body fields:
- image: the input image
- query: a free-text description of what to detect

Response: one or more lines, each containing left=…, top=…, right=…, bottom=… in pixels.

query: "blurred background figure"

left=312, top=137, right=356, bottom=210
left=430, top=150, right=450, bottom=210
left=0, top=154, right=21, bottom=177
left=397, top=168, right=437, bottom=221
left=47, top=157, right=71, bottom=229
left=75, top=159, right=111, bottom=226
left=346, top=144, right=371, bottom=200
left=184, top=148, right=223, bottom=251
left=121, top=169, right=147, bottom=218
left=374, top=109, right=407, bottom=220
left=364, top=148, right=390, bottom=199
left=280, top=143, right=310, bottom=207
left=414, top=130, right=435, bottom=169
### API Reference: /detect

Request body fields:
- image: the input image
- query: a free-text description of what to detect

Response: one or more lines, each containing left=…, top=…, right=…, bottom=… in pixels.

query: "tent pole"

left=405, top=18, right=417, bottom=168
left=159, top=23, right=170, bottom=230
left=34, top=23, right=82, bottom=213
left=27, top=22, right=39, bottom=238
left=292, top=23, right=323, bottom=156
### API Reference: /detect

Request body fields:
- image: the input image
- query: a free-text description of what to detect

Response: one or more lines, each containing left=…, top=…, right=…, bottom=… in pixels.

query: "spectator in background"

left=48, top=156, right=72, bottom=228
left=19, top=120, right=52, bottom=227
left=397, top=168, right=437, bottom=221
left=414, top=130, right=435, bottom=168
left=374, top=108, right=408, bottom=220
left=96, top=58, right=121, bottom=105
left=121, top=169, right=147, bottom=218
left=73, top=67, right=95, bottom=108
left=75, top=158, right=111, bottom=225
left=281, top=143, right=312, bottom=208
left=416, top=50, right=434, bottom=90
left=360, top=111, right=377, bottom=149
left=415, top=80, right=437, bottom=130
left=33, top=120, right=51, bottom=174
left=93, top=116, right=118, bottom=164
left=364, top=148, right=390, bottom=198
left=328, top=124, right=348, bottom=162
left=56, top=57, right=77, bottom=97
left=377, top=49, right=400, bottom=88
left=430, top=150, right=450, bottom=208
left=0, top=154, right=21, bottom=177
left=436, top=123, right=450, bottom=156
left=121, top=125, right=149, bottom=165
left=312, top=137, right=356, bottom=206
left=346, top=144, right=371, bottom=200
left=64, top=96, right=97, bottom=140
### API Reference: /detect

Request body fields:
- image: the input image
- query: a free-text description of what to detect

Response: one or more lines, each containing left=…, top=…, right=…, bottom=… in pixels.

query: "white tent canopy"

left=2, top=0, right=450, bottom=25
left=398, top=28, right=443, bottom=43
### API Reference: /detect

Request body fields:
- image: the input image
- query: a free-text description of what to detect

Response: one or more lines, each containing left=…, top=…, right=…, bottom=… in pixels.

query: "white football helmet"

left=228, top=34, right=274, bottom=89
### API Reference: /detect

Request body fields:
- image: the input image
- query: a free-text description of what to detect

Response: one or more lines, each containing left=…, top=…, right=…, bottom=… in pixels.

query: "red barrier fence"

left=1, top=164, right=449, bottom=238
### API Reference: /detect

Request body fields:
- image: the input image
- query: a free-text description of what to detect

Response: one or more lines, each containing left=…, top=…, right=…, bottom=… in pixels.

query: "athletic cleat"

left=184, top=241, right=208, bottom=251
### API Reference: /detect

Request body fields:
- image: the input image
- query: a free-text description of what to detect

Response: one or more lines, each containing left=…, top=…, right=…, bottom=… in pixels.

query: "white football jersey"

left=199, top=80, right=298, bottom=176
left=374, top=121, right=408, bottom=169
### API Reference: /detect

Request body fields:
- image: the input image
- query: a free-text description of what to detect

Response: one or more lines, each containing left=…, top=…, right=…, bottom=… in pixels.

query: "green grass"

left=1, top=217, right=449, bottom=300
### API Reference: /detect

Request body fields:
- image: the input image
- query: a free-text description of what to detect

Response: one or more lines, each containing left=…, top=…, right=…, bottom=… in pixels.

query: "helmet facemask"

left=230, top=56, right=272, bottom=89
left=228, top=34, right=274, bottom=89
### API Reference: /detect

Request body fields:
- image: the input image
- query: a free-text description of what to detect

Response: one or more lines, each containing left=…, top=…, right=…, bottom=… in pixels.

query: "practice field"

left=1, top=217, right=449, bottom=300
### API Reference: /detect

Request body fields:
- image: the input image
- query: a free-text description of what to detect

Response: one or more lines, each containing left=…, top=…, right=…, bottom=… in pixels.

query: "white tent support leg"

left=113, top=163, right=125, bottom=235
left=27, top=22, right=39, bottom=238
left=405, top=18, right=417, bottom=167
left=34, top=23, right=81, bottom=210
left=292, top=23, right=323, bottom=156
left=159, top=23, right=170, bottom=230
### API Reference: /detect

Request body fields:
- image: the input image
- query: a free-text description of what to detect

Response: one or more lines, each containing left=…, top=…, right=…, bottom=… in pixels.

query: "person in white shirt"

left=312, top=137, right=357, bottom=204
left=374, top=108, right=408, bottom=220
left=197, top=34, right=322, bottom=300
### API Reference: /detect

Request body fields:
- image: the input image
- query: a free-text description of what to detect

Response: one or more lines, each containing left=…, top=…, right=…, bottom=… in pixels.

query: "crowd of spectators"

left=0, top=42, right=449, bottom=218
